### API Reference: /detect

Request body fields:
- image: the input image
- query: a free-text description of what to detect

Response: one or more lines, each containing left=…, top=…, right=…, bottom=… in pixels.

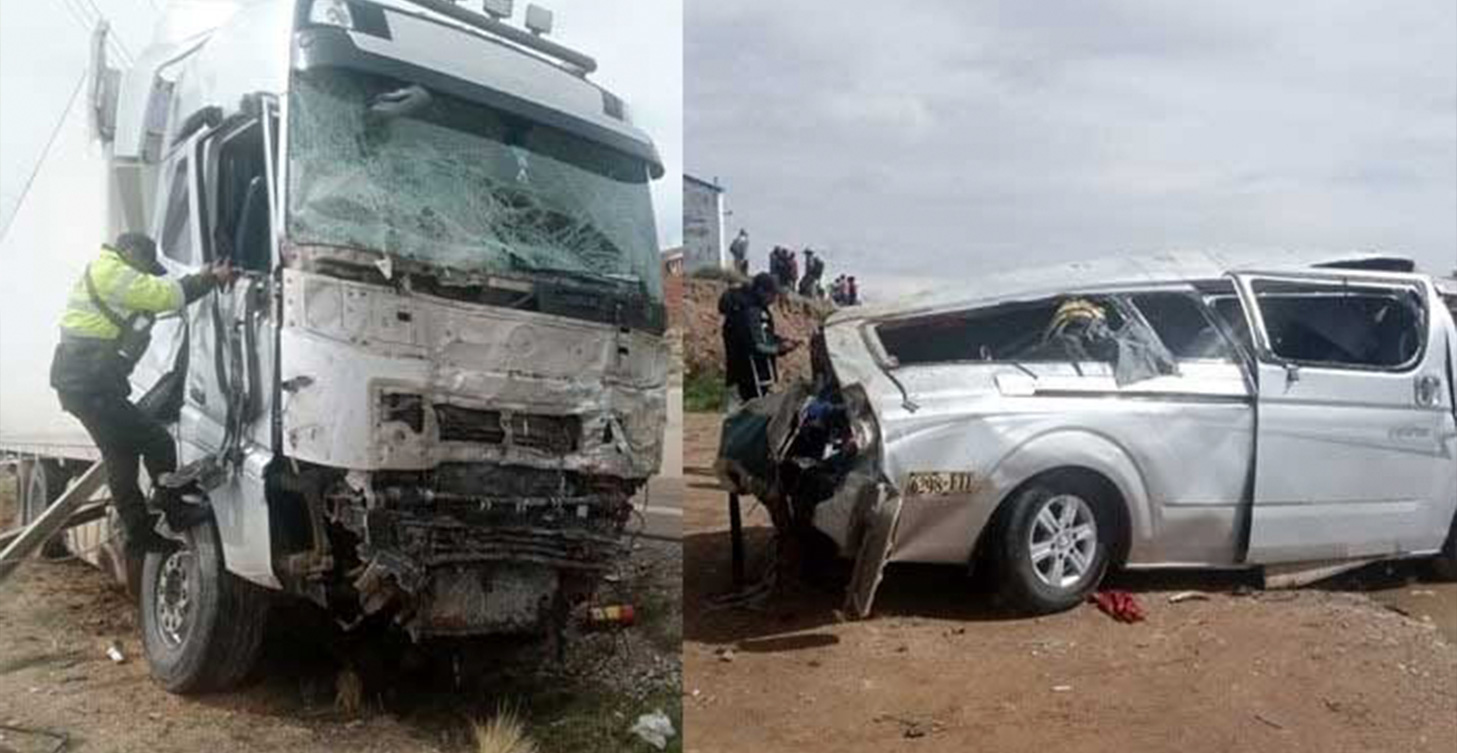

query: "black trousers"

left=56, top=390, right=175, bottom=523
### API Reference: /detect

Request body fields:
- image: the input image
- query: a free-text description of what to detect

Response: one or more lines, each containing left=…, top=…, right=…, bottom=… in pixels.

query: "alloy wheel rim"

left=1028, top=494, right=1098, bottom=590
left=155, top=550, right=195, bottom=648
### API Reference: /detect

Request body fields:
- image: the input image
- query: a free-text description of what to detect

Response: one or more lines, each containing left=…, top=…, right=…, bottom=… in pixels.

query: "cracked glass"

left=287, top=67, right=662, bottom=301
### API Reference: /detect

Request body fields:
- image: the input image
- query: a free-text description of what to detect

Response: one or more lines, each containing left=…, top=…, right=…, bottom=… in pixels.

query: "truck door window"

left=1130, top=292, right=1234, bottom=362
left=1251, top=280, right=1425, bottom=369
left=210, top=122, right=271, bottom=272
left=160, top=157, right=193, bottom=264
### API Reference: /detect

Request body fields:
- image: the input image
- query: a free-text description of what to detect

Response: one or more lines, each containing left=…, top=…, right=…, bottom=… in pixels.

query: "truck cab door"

left=1230, top=271, right=1457, bottom=564
left=180, top=129, right=234, bottom=459
left=170, top=105, right=280, bottom=588
left=131, top=134, right=209, bottom=420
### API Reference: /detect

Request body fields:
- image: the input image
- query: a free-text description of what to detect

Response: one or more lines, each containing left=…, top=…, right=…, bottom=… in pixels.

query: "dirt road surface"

left=0, top=474, right=682, bottom=753
left=680, top=412, right=1457, bottom=753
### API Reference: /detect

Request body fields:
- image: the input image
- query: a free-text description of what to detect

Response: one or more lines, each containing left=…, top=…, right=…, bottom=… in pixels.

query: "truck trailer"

left=0, top=0, right=668, bottom=693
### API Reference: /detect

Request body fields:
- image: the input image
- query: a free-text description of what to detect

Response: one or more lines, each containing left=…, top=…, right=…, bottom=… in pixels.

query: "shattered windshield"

left=877, top=295, right=1178, bottom=385
left=286, top=67, right=662, bottom=301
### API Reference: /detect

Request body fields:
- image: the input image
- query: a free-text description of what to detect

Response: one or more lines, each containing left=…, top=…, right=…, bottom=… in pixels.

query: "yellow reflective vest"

left=59, top=247, right=186, bottom=339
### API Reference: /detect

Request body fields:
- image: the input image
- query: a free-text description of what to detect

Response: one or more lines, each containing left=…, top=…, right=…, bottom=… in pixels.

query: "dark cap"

left=113, top=232, right=165, bottom=275
left=750, top=272, right=779, bottom=298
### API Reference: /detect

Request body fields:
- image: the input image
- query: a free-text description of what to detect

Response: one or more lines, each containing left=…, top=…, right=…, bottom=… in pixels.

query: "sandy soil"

left=0, top=536, right=681, bottom=753
left=680, top=412, right=1457, bottom=753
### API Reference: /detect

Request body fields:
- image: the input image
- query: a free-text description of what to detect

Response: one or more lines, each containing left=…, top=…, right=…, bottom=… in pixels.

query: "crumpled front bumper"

left=714, top=381, right=901, bottom=618
left=333, top=466, right=634, bottom=639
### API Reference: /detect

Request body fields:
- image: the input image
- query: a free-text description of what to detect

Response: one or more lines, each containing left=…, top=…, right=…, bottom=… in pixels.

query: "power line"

left=77, top=0, right=135, bottom=63
left=0, top=71, right=89, bottom=245
left=54, top=0, right=119, bottom=64
left=54, top=0, right=134, bottom=66
left=79, top=0, right=135, bottom=62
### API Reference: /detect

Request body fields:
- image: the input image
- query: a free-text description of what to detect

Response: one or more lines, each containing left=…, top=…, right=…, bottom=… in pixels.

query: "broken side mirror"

left=1283, top=361, right=1301, bottom=387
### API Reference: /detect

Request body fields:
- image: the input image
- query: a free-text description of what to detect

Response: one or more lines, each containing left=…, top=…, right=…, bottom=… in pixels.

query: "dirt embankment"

left=680, top=276, right=833, bottom=386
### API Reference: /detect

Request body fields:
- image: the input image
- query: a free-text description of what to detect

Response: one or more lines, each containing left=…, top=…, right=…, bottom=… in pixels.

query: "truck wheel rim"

left=156, top=551, right=195, bottom=648
left=1028, top=494, right=1098, bottom=590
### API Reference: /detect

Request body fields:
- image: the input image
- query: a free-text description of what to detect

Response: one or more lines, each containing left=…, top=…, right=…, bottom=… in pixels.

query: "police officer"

left=49, top=232, right=236, bottom=555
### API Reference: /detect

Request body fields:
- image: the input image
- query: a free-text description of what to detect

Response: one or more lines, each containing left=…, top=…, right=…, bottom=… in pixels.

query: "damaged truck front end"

left=277, top=250, right=666, bottom=639
left=122, top=0, right=669, bottom=692
left=269, top=32, right=669, bottom=638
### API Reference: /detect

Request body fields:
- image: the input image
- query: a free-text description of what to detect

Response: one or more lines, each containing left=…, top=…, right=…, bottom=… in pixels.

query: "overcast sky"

left=687, top=0, right=1457, bottom=300
left=0, top=0, right=682, bottom=247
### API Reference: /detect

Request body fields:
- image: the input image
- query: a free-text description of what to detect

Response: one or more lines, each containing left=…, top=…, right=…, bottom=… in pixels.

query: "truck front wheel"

left=140, top=517, right=269, bottom=693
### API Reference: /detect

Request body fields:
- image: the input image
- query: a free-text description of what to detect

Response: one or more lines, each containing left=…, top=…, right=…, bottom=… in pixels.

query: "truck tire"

left=21, top=459, right=72, bottom=558
left=1432, top=512, right=1457, bottom=582
left=994, top=475, right=1115, bottom=614
left=140, top=516, right=269, bottom=693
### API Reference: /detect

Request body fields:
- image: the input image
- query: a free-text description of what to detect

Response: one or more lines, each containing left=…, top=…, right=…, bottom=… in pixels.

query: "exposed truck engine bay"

left=266, top=256, right=666, bottom=639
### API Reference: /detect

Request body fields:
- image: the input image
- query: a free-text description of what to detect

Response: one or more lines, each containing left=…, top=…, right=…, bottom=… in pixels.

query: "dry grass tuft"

left=472, top=705, right=539, bottom=753
left=334, top=665, right=365, bottom=716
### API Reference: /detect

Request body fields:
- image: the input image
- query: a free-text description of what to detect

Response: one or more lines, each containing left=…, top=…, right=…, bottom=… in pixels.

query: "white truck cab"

left=3, top=0, right=668, bottom=693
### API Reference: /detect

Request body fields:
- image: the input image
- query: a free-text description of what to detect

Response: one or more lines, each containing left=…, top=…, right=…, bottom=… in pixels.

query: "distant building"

left=661, top=247, right=685, bottom=330
left=661, top=246, right=684, bottom=278
left=682, top=174, right=726, bottom=273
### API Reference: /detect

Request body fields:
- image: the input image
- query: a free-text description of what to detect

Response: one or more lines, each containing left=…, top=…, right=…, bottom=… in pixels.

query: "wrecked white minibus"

left=0, top=0, right=666, bottom=692
left=719, top=251, right=1457, bottom=617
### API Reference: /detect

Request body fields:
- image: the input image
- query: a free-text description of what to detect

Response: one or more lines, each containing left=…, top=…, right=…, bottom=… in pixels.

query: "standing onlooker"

left=718, top=272, right=799, bottom=406
left=728, top=228, right=750, bottom=275
left=798, top=248, right=825, bottom=298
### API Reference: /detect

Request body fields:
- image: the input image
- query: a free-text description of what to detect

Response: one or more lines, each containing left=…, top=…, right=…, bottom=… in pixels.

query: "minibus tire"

left=140, top=516, right=269, bottom=693
left=1432, top=513, right=1457, bottom=581
left=995, top=475, right=1114, bottom=614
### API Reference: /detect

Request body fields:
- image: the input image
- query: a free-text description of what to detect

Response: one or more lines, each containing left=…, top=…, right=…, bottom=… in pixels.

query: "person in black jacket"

left=719, top=273, right=799, bottom=405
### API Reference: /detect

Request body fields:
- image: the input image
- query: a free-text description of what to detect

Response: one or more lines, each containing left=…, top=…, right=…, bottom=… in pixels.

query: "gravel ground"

left=0, top=536, right=681, bottom=753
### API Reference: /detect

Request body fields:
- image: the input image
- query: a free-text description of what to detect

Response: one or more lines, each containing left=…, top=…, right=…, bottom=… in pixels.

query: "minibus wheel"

left=995, top=473, right=1115, bottom=614
left=1432, top=512, right=1457, bottom=581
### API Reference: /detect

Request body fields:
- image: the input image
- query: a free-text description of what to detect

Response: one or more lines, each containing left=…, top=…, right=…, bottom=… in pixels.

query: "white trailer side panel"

left=0, top=77, right=112, bottom=462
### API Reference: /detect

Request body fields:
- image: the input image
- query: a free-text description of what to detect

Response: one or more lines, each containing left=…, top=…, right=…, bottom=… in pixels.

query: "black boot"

left=150, top=487, right=211, bottom=531
left=120, top=510, right=177, bottom=558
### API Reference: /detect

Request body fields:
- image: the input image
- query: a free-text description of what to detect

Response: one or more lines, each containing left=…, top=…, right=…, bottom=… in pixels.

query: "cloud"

left=687, top=0, right=1457, bottom=290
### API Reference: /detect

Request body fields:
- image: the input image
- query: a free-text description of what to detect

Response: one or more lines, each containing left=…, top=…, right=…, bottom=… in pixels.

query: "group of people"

left=770, top=246, right=825, bottom=298
left=829, top=274, right=858, bottom=306
left=729, top=228, right=859, bottom=304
